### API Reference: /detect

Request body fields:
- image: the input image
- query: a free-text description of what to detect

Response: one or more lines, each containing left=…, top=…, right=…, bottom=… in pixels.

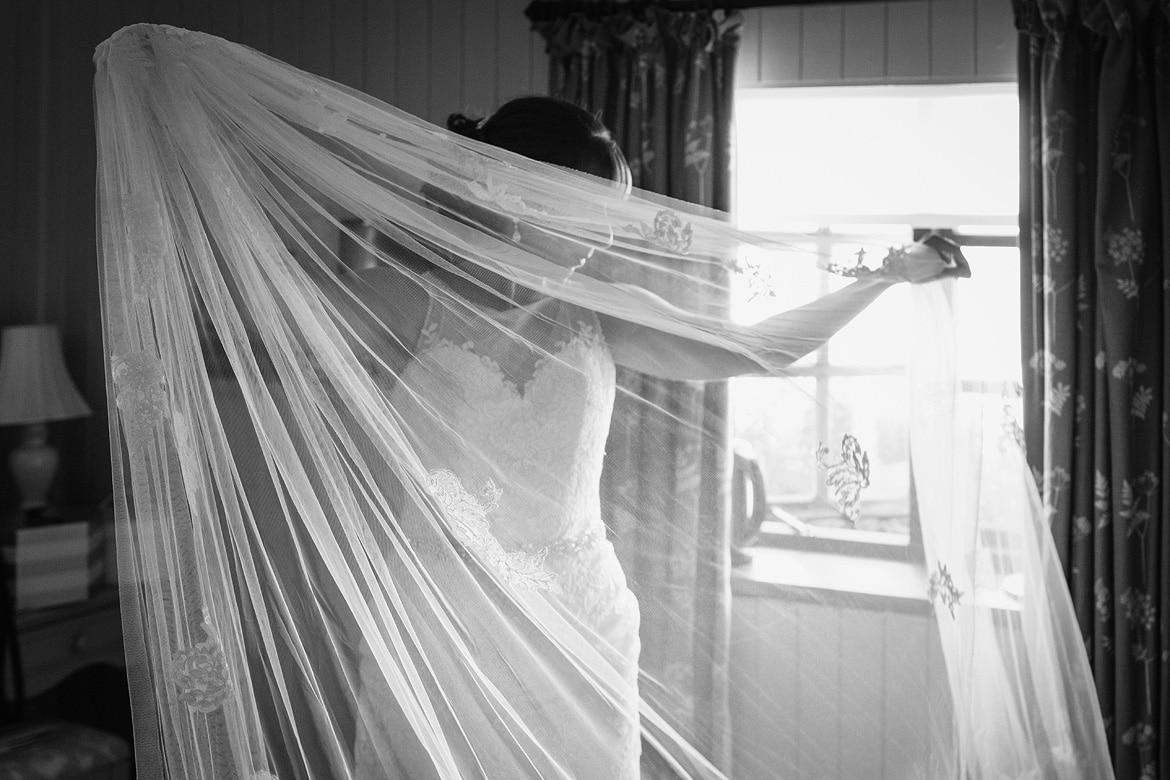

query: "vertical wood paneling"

left=136, top=0, right=182, bottom=26
left=842, top=4, right=886, bottom=81
left=796, top=602, right=841, bottom=778
left=732, top=594, right=941, bottom=779
left=760, top=7, right=801, bottom=84
left=800, top=6, right=845, bottom=82
left=179, top=0, right=212, bottom=38
left=496, top=0, right=533, bottom=104
left=930, top=0, right=977, bottom=79
left=332, top=0, right=367, bottom=91
left=886, top=1, right=932, bottom=81
left=208, top=0, right=240, bottom=41
left=883, top=611, right=930, bottom=779
left=395, top=1, right=431, bottom=120
left=0, top=2, right=26, bottom=327
left=269, top=0, right=303, bottom=68
left=924, top=618, right=956, bottom=767
left=529, top=31, right=548, bottom=97
left=730, top=596, right=766, bottom=777
left=736, top=10, right=761, bottom=87
left=364, top=0, right=398, bottom=104
left=739, top=0, right=1014, bottom=87
left=759, top=599, right=801, bottom=778
left=463, top=0, right=499, bottom=116
left=301, top=0, right=333, bottom=79
left=839, top=608, right=886, bottom=778
left=15, top=4, right=46, bottom=328
left=47, top=1, right=98, bottom=326
left=84, top=2, right=126, bottom=502
left=39, top=1, right=121, bottom=504
left=0, top=0, right=26, bottom=511
left=237, top=0, right=272, bottom=54
left=975, top=0, right=1017, bottom=79
left=428, top=0, right=464, bottom=122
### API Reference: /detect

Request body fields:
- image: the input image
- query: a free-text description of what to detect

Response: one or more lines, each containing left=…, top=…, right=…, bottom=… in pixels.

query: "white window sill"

left=733, top=545, right=1024, bottom=616
left=732, top=546, right=931, bottom=615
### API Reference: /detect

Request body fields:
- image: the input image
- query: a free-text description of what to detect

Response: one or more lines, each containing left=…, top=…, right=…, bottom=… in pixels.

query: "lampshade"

left=0, top=325, right=91, bottom=426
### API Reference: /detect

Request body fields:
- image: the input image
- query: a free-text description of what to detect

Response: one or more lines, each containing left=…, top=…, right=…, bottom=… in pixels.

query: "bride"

left=95, top=23, right=1112, bottom=780
left=345, top=96, right=952, bottom=779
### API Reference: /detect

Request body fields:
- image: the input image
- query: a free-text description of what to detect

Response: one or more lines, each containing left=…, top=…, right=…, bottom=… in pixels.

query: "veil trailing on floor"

left=95, top=24, right=1111, bottom=780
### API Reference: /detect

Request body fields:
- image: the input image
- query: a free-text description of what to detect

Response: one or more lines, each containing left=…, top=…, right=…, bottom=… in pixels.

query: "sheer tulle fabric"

left=94, top=24, right=1111, bottom=779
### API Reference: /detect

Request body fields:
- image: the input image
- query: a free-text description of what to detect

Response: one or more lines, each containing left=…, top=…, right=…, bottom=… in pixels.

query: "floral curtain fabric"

left=1016, top=1, right=1169, bottom=776
left=535, top=9, right=741, bottom=775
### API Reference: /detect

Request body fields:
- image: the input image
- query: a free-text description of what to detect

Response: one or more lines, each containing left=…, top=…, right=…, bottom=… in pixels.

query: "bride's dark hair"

left=448, top=96, right=632, bottom=189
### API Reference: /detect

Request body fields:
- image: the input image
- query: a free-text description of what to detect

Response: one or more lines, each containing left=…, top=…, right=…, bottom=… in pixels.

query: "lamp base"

left=10, top=423, right=57, bottom=511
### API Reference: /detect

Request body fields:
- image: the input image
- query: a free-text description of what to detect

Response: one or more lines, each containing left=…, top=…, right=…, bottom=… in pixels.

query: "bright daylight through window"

left=731, top=84, right=1021, bottom=550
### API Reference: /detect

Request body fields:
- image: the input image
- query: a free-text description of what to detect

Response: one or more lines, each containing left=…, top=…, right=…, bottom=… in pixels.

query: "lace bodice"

left=397, top=294, right=616, bottom=549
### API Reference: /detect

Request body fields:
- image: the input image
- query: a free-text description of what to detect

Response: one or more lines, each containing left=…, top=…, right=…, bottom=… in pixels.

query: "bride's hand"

left=884, top=233, right=971, bottom=283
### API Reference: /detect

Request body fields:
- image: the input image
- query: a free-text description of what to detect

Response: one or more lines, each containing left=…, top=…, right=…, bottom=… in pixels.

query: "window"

left=731, top=84, right=1020, bottom=556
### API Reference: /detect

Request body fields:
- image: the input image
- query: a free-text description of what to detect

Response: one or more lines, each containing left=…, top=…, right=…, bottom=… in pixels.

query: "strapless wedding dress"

left=355, top=294, right=641, bottom=779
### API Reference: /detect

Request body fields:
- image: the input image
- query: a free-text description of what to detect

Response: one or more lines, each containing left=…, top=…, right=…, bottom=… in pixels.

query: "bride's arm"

left=600, top=275, right=891, bottom=380
left=599, top=238, right=964, bottom=380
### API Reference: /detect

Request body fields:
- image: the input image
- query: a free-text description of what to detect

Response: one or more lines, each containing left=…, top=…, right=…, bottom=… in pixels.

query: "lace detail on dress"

left=523, top=525, right=606, bottom=558
left=413, top=305, right=614, bottom=546
left=418, top=317, right=604, bottom=400
left=426, top=469, right=560, bottom=593
left=554, top=540, right=639, bottom=635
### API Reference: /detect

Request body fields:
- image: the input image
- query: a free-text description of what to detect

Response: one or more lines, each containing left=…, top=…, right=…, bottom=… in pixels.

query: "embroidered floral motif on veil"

left=928, top=562, right=964, bottom=617
left=816, top=434, right=871, bottom=524
left=426, top=469, right=561, bottom=593
left=461, top=150, right=549, bottom=219
left=112, top=351, right=170, bottom=435
left=171, top=619, right=233, bottom=713
left=467, top=173, right=549, bottom=219
left=123, top=192, right=169, bottom=291
left=626, top=209, right=693, bottom=254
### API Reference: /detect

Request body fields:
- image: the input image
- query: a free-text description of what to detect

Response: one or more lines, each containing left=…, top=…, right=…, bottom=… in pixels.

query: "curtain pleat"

left=536, top=9, right=741, bottom=775
left=1016, top=2, right=1170, bottom=775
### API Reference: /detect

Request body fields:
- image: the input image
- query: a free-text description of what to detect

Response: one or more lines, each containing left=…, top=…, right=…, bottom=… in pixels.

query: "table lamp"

left=0, top=325, right=91, bottom=511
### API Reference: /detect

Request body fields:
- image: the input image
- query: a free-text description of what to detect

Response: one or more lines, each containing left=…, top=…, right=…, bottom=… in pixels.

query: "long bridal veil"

left=95, top=24, right=1111, bottom=779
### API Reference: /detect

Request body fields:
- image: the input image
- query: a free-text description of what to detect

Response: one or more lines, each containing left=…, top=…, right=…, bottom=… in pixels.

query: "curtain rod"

left=525, top=0, right=880, bottom=21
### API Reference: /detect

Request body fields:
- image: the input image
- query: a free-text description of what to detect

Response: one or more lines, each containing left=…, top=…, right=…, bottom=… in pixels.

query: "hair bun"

left=447, top=113, right=483, bottom=140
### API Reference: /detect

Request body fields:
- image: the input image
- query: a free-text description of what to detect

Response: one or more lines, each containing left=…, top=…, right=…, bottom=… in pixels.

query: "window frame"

left=731, top=83, right=1022, bottom=562
left=744, top=228, right=1020, bottom=563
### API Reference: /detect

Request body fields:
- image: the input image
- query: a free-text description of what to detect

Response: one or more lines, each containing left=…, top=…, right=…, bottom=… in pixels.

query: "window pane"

left=735, top=85, right=1019, bottom=230
left=955, top=246, right=1022, bottom=382
left=731, top=245, right=824, bottom=325
left=827, top=376, right=909, bottom=505
left=829, top=283, right=911, bottom=367
left=731, top=378, right=818, bottom=502
left=731, top=84, right=1019, bottom=543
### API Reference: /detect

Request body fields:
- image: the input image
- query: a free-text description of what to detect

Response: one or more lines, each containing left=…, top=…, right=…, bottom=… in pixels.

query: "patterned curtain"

left=1016, top=2, right=1169, bottom=777
left=534, top=9, right=740, bottom=776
